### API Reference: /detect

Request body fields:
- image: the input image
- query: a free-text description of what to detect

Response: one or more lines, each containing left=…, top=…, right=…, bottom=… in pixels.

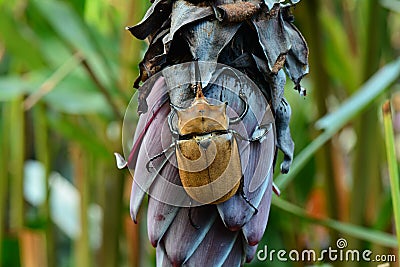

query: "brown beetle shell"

left=175, top=86, right=242, bottom=204
left=176, top=133, right=241, bottom=204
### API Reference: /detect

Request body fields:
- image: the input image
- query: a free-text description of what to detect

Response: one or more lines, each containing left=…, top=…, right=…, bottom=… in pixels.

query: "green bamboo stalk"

left=119, top=0, right=146, bottom=96
left=33, top=105, right=53, bottom=267
left=382, top=100, right=400, bottom=259
left=0, top=104, right=10, bottom=266
left=99, top=166, right=124, bottom=267
left=350, top=2, right=385, bottom=259
left=72, top=143, right=91, bottom=267
left=9, top=96, right=25, bottom=231
left=301, top=0, right=338, bottom=220
left=120, top=1, right=147, bottom=265
left=4, top=96, right=25, bottom=267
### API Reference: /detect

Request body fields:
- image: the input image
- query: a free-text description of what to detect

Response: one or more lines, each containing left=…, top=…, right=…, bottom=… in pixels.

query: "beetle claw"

left=188, top=205, right=200, bottom=230
left=146, top=161, right=153, bottom=172
left=280, top=160, right=291, bottom=174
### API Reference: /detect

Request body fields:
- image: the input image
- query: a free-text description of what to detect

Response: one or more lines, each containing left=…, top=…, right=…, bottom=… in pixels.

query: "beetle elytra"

left=173, top=85, right=242, bottom=204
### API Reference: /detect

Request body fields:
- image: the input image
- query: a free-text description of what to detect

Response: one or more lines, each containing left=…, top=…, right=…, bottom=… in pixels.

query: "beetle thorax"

left=177, top=94, right=228, bottom=136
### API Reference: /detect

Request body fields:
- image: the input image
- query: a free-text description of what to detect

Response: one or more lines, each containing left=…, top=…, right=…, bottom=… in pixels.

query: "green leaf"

left=43, top=74, right=113, bottom=115
left=0, top=76, right=36, bottom=101
left=276, top=58, right=400, bottom=189
left=275, top=132, right=331, bottom=189
left=382, top=101, right=400, bottom=254
left=380, top=0, right=400, bottom=12
left=316, top=58, right=400, bottom=133
left=320, top=7, right=360, bottom=93
left=32, top=0, right=115, bottom=90
left=47, top=114, right=112, bottom=160
left=0, top=9, right=45, bottom=69
left=273, top=197, right=398, bottom=248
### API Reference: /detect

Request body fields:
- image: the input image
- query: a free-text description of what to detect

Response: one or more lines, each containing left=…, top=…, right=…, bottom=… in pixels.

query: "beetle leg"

left=230, top=123, right=272, bottom=142
left=249, top=123, right=273, bottom=142
left=239, top=176, right=258, bottom=215
left=188, top=201, right=200, bottom=230
left=146, top=143, right=176, bottom=172
left=230, top=129, right=254, bottom=142
left=167, top=109, right=179, bottom=136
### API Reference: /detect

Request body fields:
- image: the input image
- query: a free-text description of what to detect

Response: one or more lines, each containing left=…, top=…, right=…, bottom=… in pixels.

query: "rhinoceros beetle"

left=146, top=63, right=272, bottom=212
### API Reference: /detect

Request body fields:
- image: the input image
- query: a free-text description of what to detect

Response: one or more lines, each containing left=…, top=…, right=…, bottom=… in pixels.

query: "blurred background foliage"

left=0, top=0, right=399, bottom=266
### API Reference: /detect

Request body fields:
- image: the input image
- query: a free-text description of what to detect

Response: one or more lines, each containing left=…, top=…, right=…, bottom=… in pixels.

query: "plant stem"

left=81, top=59, right=122, bottom=120
left=33, top=105, right=54, bottom=267
left=9, top=96, right=25, bottom=231
left=99, top=165, right=124, bottom=267
left=120, top=0, right=146, bottom=265
left=301, top=0, right=339, bottom=220
left=119, top=0, right=142, bottom=97
left=0, top=104, right=9, bottom=266
left=71, top=142, right=91, bottom=267
left=382, top=100, right=400, bottom=259
left=350, top=0, right=384, bottom=245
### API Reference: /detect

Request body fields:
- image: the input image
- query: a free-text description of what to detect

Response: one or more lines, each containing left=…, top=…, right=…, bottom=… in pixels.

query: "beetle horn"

left=195, top=84, right=204, bottom=99
left=193, top=60, right=205, bottom=99
left=229, top=93, right=249, bottom=125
